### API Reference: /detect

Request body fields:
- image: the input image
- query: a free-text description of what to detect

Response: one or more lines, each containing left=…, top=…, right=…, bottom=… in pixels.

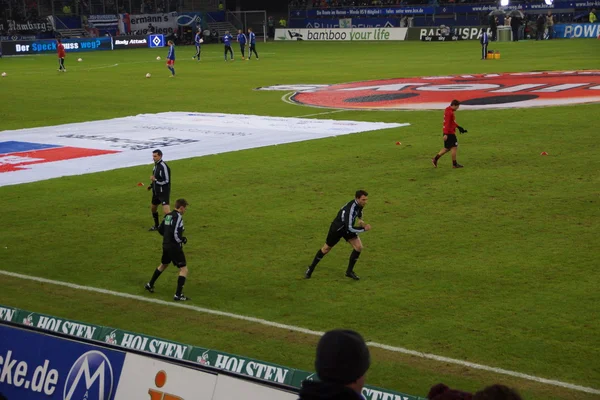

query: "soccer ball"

left=77, top=58, right=82, bottom=62
left=156, top=56, right=161, bottom=60
left=199, top=38, right=204, bottom=44
left=1, top=72, right=6, bottom=77
left=145, top=73, right=151, bottom=78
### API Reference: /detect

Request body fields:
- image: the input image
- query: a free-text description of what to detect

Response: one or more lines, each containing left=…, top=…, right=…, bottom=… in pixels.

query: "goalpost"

left=228, top=10, right=268, bottom=42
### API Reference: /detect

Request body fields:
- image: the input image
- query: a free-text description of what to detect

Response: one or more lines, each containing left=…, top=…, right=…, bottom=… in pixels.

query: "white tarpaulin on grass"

left=0, top=112, right=407, bottom=187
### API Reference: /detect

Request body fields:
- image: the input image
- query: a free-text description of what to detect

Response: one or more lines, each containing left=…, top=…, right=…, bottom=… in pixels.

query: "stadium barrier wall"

left=275, top=27, right=408, bottom=41
left=0, top=304, right=427, bottom=400
left=0, top=321, right=297, bottom=399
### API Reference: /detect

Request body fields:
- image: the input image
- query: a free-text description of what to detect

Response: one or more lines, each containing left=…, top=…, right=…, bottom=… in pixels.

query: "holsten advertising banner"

left=17, top=309, right=103, bottom=340
left=0, top=306, right=425, bottom=400
left=100, top=327, right=192, bottom=359
left=275, top=27, right=407, bottom=41
left=188, top=346, right=295, bottom=385
left=0, top=305, right=18, bottom=322
left=0, top=37, right=112, bottom=56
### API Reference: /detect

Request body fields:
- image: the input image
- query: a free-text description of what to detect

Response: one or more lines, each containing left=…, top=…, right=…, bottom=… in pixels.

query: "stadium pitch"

left=0, top=40, right=599, bottom=400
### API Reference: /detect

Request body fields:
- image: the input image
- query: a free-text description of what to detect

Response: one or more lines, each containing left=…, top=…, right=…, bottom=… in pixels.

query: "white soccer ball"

left=1, top=72, right=6, bottom=77
left=199, top=38, right=204, bottom=43
left=146, top=73, right=151, bottom=78
left=156, top=56, right=161, bottom=60
left=77, top=58, right=82, bottom=62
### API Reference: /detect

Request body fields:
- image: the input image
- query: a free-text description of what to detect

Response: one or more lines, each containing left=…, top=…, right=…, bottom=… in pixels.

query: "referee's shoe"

left=305, top=267, right=314, bottom=279
left=345, top=271, right=360, bottom=280
left=174, top=294, right=190, bottom=301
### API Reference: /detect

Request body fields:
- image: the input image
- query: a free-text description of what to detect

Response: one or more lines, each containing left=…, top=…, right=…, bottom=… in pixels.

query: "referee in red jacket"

left=432, top=99, right=467, bottom=168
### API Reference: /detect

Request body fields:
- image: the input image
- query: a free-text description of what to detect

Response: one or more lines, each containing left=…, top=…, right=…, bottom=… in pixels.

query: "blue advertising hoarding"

left=553, top=23, right=600, bottom=38
left=0, top=37, right=112, bottom=56
left=0, top=324, right=126, bottom=400
left=298, top=18, right=399, bottom=28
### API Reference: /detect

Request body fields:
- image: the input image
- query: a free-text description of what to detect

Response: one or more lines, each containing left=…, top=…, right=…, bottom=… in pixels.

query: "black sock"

left=347, top=250, right=361, bottom=273
left=149, top=268, right=162, bottom=286
left=453, top=160, right=458, bottom=166
left=434, top=154, right=441, bottom=161
left=309, top=249, right=325, bottom=269
left=176, top=276, right=186, bottom=296
left=152, top=212, right=159, bottom=227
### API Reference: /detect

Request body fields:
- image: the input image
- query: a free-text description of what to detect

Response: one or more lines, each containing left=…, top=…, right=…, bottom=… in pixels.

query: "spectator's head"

left=315, top=329, right=370, bottom=392
left=428, top=383, right=473, bottom=400
left=473, top=385, right=522, bottom=400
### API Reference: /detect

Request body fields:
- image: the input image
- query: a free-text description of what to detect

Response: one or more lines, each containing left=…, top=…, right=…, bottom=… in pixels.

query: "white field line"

left=297, top=109, right=348, bottom=117
left=0, top=269, right=598, bottom=395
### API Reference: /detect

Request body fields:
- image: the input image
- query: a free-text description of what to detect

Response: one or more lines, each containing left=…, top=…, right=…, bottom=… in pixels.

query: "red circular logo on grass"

left=289, top=71, right=600, bottom=110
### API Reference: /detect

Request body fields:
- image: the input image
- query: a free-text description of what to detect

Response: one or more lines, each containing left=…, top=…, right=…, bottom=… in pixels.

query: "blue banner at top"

left=291, top=0, right=600, bottom=17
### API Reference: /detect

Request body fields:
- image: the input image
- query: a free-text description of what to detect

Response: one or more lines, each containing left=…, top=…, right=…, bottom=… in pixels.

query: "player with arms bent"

left=305, top=190, right=371, bottom=280
left=145, top=198, right=191, bottom=301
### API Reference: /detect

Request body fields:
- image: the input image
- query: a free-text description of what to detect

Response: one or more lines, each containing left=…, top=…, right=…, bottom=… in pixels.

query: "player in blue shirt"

left=166, top=40, right=175, bottom=77
left=193, top=28, right=203, bottom=61
left=248, top=27, right=259, bottom=60
left=223, top=30, right=234, bottom=61
left=237, top=29, right=247, bottom=60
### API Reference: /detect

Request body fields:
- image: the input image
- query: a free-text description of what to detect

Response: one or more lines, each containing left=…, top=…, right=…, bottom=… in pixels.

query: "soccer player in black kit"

left=145, top=198, right=190, bottom=301
left=148, top=149, right=171, bottom=231
left=305, top=190, right=371, bottom=280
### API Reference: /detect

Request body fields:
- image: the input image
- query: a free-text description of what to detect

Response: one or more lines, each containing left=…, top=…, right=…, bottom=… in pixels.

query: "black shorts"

left=152, top=191, right=170, bottom=206
left=325, top=224, right=358, bottom=248
left=161, top=245, right=186, bottom=267
left=444, top=134, right=458, bottom=149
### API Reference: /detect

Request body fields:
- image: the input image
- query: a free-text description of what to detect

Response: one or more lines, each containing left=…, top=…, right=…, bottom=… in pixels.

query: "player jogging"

left=166, top=40, right=175, bottom=77
left=193, top=29, right=202, bottom=61
left=57, top=39, right=66, bottom=72
left=223, top=31, right=234, bottom=61
left=248, top=27, right=259, bottom=60
left=305, top=190, right=372, bottom=281
left=237, top=29, right=247, bottom=60
left=432, top=99, right=467, bottom=168
left=145, top=198, right=191, bottom=301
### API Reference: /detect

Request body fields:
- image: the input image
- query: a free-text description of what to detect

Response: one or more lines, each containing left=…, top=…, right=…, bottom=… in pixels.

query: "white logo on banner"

left=64, top=351, right=114, bottom=400
left=0, top=112, right=407, bottom=187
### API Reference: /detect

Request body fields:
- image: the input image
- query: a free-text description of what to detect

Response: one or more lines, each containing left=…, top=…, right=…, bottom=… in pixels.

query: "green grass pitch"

left=0, top=39, right=599, bottom=399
